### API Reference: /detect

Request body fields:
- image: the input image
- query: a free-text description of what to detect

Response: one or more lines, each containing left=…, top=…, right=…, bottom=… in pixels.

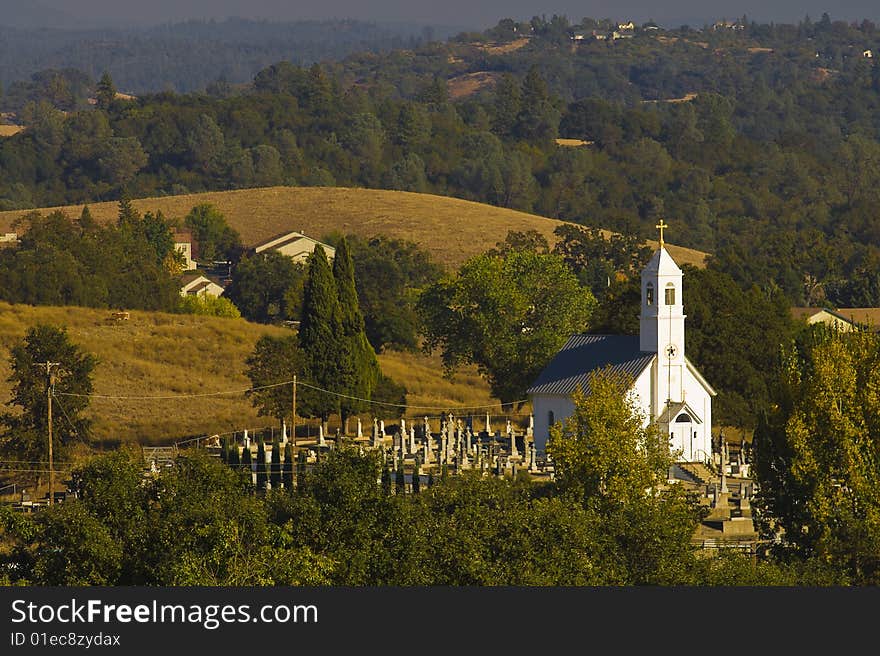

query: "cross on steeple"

left=655, top=219, right=669, bottom=248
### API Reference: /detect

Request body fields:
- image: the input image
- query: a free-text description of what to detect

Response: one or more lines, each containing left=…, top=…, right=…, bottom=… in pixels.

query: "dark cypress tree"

left=299, top=245, right=342, bottom=431
left=256, top=437, right=268, bottom=491
left=270, top=437, right=282, bottom=489
left=220, top=436, right=229, bottom=464
left=411, top=458, right=421, bottom=494
left=427, top=471, right=434, bottom=488
left=229, top=440, right=241, bottom=468
left=395, top=463, right=406, bottom=495
left=296, top=449, right=308, bottom=482
left=332, top=237, right=380, bottom=432
left=283, top=443, right=294, bottom=489
left=240, top=443, right=253, bottom=487
left=381, top=466, right=392, bottom=495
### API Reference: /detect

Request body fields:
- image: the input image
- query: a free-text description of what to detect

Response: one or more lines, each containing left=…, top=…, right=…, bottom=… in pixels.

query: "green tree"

left=224, top=252, right=303, bottom=323
left=299, top=246, right=343, bottom=429
left=95, top=71, right=116, bottom=111
left=183, top=204, right=243, bottom=264
left=0, top=325, right=96, bottom=477
left=341, top=234, right=442, bottom=353
left=332, top=237, right=380, bottom=430
left=244, top=334, right=310, bottom=427
left=683, top=265, right=797, bottom=429
left=547, top=368, right=702, bottom=584
left=418, top=250, right=596, bottom=406
left=515, top=67, right=560, bottom=145
left=753, top=328, right=880, bottom=584
left=492, top=74, right=522, bottom=139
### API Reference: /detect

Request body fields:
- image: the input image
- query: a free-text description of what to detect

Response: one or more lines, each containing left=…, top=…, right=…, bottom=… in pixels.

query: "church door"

left=671, top=413, right=694, bottom=461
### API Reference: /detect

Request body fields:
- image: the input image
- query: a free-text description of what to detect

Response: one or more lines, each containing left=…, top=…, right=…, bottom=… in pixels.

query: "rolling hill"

left=0, top=302, right=499, bottom=448
left=0, top=186, right=708, bottom=270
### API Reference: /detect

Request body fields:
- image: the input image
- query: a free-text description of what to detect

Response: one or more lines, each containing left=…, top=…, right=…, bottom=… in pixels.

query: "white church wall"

left=631, top=367, right=654, bottom=427
left=681, top=368, right=713, bottom=462
left=531, top=394, right=575, bottom=454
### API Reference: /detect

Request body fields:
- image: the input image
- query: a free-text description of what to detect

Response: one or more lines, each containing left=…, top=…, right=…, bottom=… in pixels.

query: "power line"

left=56, top=378, right=527, bottom=412
left=56, top=380, right=292, bottom=400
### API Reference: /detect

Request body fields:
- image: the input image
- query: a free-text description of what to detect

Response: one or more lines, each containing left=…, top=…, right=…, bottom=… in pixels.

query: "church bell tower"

left=640, top=220, right=686, bottom=407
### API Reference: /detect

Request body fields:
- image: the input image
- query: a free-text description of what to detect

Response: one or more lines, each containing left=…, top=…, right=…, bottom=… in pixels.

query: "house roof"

left=527, top=334, right=655, bottom=396
left=791, top=306, right=863, bottom=328
left=834, top=308, right=880, bottom=331
left=179, top=272, right=205, bottom=286
left=253, top=231, right=335, bottom=256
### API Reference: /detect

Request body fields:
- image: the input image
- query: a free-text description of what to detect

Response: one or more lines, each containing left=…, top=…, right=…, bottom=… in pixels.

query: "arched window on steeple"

left=646, top=282, right=654, bottom=306
left=665, top=283, right=675, bottom=305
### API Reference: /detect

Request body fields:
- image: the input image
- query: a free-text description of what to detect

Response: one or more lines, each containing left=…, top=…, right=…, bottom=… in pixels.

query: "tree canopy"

left=418, top=250, right=596, bottom=406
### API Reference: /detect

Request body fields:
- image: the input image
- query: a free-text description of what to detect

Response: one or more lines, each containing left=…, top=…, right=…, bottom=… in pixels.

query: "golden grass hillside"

left=0, top=186, right=707, bottom=270
left=0, top=302, right=499, bottom=446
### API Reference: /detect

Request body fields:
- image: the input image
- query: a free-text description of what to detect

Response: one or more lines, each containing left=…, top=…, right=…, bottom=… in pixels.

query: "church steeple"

left=639, top=222, right=685, bottom=363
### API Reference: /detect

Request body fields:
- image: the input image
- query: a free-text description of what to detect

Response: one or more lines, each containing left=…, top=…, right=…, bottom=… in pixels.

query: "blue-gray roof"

left=526, top=334, right=655, bottom=396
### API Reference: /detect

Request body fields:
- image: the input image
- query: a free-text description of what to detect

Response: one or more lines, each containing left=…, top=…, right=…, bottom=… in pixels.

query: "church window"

left=675, top=413, right=692, bottom=423
left=665, top=283, right=675, bottom=305
left=646, top=283, right=654, bottom=305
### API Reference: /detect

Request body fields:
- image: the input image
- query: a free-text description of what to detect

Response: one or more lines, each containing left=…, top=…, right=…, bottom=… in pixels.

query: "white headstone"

left=244, top=429, right=250, bottom=449
left=318, top=424, right=326, bottom=447
left=409, top=426, right=416, bottom=454
left=485, top=412, right=491, bottom=433
left=357, top=418, right=363, bottom=439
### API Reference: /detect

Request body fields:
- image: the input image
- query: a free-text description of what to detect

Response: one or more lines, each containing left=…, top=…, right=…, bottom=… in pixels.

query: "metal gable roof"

left=526, top=334, right=655, bottom=396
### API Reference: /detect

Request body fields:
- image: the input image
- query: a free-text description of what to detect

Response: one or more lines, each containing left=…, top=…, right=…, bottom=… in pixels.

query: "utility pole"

left=291, top=375, right=297, bottom=447
left=37, top=361, right=60, bottom=505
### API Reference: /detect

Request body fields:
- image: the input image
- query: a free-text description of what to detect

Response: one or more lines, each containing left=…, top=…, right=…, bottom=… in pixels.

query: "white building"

left=528, top=224, right=716, bottom=463
left=171, top=229, right=197, bottom=271
left=253, top=231, right=336, bottom=264
left=180, top=273, right=225, bottom=298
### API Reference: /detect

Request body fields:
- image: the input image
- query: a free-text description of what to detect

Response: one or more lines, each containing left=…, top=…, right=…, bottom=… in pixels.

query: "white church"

left=527, top=222, right=717, bottom=464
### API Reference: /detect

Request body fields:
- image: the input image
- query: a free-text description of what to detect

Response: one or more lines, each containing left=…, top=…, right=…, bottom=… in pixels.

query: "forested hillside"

left=1, top=14, right=879, bottom=306
left=0, top=18, right=450, bottom=95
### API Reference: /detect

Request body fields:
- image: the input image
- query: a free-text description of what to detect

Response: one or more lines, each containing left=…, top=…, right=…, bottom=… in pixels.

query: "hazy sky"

left=37, top=0, right=880, bottom=30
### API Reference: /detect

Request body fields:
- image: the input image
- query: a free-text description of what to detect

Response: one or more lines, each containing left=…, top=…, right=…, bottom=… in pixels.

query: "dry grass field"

left=0, top=186, right=708, bottom=270
left=447, top=71, right=500, bottom=99
left=0, top=302, right=499, bottom=447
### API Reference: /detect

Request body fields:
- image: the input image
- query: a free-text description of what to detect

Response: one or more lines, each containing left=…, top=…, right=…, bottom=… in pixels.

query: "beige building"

left=253, top=231, right=335, bottom=263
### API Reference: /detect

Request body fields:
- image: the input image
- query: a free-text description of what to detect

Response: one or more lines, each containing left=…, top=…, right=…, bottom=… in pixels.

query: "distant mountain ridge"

left=0, top=0, right=78, bottom=29
left=0, top=17, right=462, bottom=93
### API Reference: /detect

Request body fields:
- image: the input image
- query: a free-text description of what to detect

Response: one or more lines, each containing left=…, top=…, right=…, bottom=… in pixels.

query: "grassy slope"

left=0, top=302, right=498, bottom=446
left=0, top=186, right=707, bottom=270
